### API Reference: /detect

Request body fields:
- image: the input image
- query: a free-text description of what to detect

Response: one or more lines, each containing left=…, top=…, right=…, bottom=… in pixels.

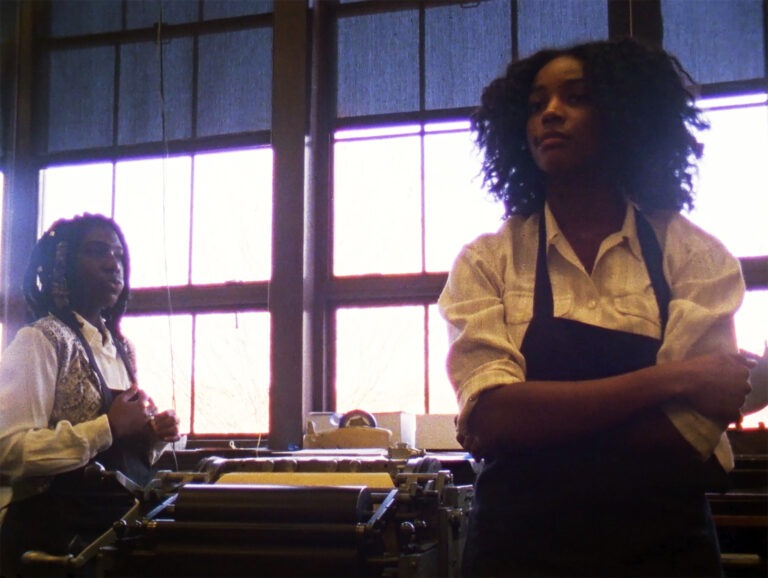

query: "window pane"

left=202, top=0, right=273, bottom=19
left=0, top=171, right=3, bottom=352
left=428, top=304, right=458, bottom=415
left=115, top=156, right=192, bottom=288
left=662, top=0, right=764, bottom=85
left=736, top=290, right=768, bottom=429
left=424, top=124, right=504, bottom=272
left=191, top=148, right=272, bottom=284
left=517, top=0, right=608, bottom=58
left=690, top=96, right=768, bottom=258
left=193, top=312, right=270, bottom=434
left=118, top=38, right=194, bottom=145
left=47, top=46, right=115, bottom=153
left=334, top=132, right=422, bottom=275
left=122, top=314, right=193, bottom=435
left=49, top=0, right=122, bottom=37
left=38, top=163, right=114, bottom=233
left=125, top=0, right=200, bottom=28
left=337, top=10, right=420, bottom=117
left=424, top=0, right=512, bottom=110
left=0, top=171, right=4, bottom=292
left=336, top=306, right=426, bottom=415
left=197, top=28, right=273, bottom=136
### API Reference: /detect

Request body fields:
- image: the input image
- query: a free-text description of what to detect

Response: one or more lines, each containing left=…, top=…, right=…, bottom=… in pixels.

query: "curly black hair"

left=472, top=38, right=708, bottom=217
left=23, top=213, right=132, bottom=346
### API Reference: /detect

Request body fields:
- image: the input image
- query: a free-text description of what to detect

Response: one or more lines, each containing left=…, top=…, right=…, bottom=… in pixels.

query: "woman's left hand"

left=148, top=409, right=181, bottom=442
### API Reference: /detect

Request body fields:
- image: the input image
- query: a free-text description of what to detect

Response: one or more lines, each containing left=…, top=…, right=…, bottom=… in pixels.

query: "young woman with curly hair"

left=439, top=38, right=754, bottom=577
left=0, top=214, right=180, bottom=576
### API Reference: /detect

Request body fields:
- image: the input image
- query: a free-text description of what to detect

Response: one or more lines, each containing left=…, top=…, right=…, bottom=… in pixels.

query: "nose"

left=541, top=97, right=564, bottom=124
left=102, top=251, right=123, bottom=272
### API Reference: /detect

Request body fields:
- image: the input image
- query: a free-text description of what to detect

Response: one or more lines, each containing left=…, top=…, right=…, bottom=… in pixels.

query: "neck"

left=74, top=309, right=103, bottom=330
left=544, top=171, right=624, bottom=232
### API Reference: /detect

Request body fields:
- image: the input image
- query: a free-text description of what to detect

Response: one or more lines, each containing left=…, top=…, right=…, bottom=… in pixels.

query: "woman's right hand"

left=107, top=385, right=152, bottom=439
left=676, top=351, right=755, bottom=424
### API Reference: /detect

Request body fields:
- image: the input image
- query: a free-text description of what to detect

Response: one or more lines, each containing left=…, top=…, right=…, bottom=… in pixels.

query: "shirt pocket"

left=612, top=293, right=661, bottom=330
left=502, top=291, right=534, bottom=327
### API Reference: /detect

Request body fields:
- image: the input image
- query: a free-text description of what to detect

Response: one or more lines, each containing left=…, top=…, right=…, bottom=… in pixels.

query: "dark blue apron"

left=462, top=211, right=723, bottom=578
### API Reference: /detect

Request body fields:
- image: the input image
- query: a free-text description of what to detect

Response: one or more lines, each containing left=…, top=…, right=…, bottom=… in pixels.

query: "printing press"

left=20, top=450, right=474, bottom=578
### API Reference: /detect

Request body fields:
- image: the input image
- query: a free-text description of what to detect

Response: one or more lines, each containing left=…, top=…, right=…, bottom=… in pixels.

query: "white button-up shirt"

left=439, top=203, right=745, bottom=469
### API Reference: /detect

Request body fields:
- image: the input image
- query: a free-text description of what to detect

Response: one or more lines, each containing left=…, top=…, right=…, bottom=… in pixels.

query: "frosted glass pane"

left=38, top=163, right=114, bottom=233
left=736, top=290, right=768, bottom=429
left=193, top=312, right=270, bottom=434
left=333, top=133, right=422, bottom=275
left=336, top=306, right=426, bottom=415
left=191, top=148, right=273, bottom=283
left=428, top=304, right=458, bottom=415
left=122, top=314, right=193, bottom=434
left=424, top=125, right=504, bottom=272
left=115, top=156, right=192, bottom=288
left=690, top=98, right=768, bottom=258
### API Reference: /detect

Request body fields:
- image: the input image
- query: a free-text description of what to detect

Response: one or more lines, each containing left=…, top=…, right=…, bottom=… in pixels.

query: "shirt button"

left=587, top=299, right=598, bottom=309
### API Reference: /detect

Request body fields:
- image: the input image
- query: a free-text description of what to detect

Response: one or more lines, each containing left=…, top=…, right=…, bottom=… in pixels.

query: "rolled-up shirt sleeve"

left=658, top=216, right=746, bottom=465
left=438, top=242, right=526, bottom=434
left=0, top=327, right=113, bottom=480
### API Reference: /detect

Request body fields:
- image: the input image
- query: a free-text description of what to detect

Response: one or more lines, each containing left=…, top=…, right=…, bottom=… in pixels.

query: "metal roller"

left=173, top=484, right=373, bottom=524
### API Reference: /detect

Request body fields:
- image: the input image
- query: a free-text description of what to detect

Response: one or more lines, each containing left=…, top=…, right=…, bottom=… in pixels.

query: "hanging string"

left=156, top=0, right=180, bottom=467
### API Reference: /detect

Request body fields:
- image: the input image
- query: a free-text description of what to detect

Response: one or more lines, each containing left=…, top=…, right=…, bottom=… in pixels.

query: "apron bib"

left=463, top=212, right=722, bottom=577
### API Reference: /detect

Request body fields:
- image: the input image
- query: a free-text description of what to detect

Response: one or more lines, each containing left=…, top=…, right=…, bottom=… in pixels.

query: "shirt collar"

left=73, top=312, right=114, bottom=352
left=542, top=201, right=644, bottom=262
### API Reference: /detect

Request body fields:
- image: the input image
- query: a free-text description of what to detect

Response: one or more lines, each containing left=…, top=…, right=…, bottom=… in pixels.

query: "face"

left=525, top=55, right=601, bottom=179
left=69, top=223, right=126, bottom=322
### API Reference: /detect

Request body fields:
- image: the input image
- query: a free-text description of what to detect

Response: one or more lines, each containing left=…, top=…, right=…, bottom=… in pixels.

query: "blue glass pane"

left=126, top=0, right=200, bottom=28
left=203, top=0, right=274, bottom=19
left=518, top=0, right=609, bottom=57
left=49, top=0, right=122, bottom=37
left=661, top=0, right=764, bottom=84
left=47, top=47, right=115, bottom=152
left=119, top=38, right=194, bottom=145
left=337, top=10, right=420, bottom=117
left=425, top=0, right=512, bottom=110
left=198, top=28, right=273, bottom=136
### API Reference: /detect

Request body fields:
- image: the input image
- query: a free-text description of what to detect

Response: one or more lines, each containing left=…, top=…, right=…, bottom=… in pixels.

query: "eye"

left=567, top=92, right=591, bottom=105
left=81, top=242, right=124, bottom=260
left=528, top=99, right=545, bottom=114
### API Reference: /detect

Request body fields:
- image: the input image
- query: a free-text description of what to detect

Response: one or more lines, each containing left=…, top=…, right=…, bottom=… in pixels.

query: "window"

left=3, top=0, right=767, bottom=444
left=689, top=94, right=768, bottom=428
left=332, top=122, right=501, bottom=416
left=39, top=149, right=273, bottom=434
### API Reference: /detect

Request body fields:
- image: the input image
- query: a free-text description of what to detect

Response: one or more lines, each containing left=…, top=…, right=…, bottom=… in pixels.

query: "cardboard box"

left=416, top=414, right=462, bottom=450
left=373, top=412, right=416, bottom=447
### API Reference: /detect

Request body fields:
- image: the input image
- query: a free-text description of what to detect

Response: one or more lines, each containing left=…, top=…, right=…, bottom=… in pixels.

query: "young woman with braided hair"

left=0, top=214, right=179, bottom=576
left=439, top=38, right=755, bottom=577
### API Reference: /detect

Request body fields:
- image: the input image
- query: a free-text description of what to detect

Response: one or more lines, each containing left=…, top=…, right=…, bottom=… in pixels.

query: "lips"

left=537, top=131, right=569, bottom=149
left=104, top=278, right=124, bottom=293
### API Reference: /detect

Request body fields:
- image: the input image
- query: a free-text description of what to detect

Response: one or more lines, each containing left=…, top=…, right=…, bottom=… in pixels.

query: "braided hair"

left=472, top=37, right=709, bottom=218
left=23, top=213, right=132, bottom=350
